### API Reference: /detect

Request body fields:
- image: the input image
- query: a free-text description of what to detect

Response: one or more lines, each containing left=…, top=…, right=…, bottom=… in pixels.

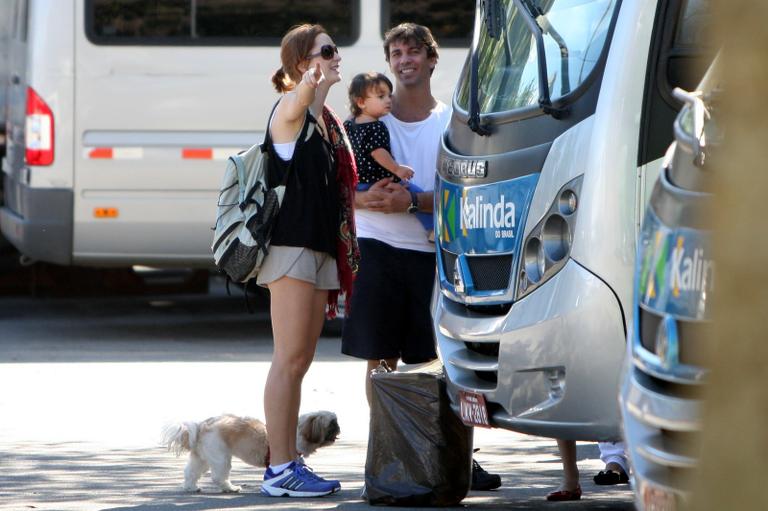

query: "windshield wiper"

left=468, top=0, right=499, bottom=136
left=468, top=0, right=567, bottom=134
left=515, top=0, right=568, bottom=118
left=521, top=0, right=571, bottom=97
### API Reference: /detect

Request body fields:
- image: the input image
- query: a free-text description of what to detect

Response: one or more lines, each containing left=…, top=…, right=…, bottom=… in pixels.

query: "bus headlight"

left=523, top=236, right=545, bottom=283
left=558, top=189, right=578, bottom=215
left=542, top=213, right=570, bottom=262
left=517, top=175, right=583, bottom=299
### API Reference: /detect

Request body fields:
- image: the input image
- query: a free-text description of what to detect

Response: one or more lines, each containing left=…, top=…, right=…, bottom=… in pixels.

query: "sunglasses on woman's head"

left=308, top=44, right=339, bottom=60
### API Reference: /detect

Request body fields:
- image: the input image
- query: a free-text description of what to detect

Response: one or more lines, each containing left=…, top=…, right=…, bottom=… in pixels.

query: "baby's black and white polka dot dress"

left=343, top=119, right=400, bottom=184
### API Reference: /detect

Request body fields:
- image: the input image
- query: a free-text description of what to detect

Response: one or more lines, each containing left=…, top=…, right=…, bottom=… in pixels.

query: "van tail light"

left=25, top=86, right=55, bottom=166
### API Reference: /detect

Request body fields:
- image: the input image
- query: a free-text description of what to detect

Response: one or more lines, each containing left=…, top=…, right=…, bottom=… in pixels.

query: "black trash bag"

left=364, top=368, right=473, bottom=506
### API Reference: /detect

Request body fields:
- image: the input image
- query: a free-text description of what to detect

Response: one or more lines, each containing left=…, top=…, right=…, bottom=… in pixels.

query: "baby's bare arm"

left=371, top=148, right=414, bottom=181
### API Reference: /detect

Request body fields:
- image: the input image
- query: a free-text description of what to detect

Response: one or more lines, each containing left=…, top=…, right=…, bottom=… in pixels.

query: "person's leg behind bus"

left=594, top=441, right=629, bottom=485
left=546, top=439, right=582, bottom=501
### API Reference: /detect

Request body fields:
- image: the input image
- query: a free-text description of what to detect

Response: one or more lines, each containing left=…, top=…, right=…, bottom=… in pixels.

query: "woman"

left=257, top=24, right=359, bottom=498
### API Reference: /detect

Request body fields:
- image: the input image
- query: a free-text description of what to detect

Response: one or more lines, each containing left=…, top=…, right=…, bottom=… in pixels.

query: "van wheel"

left=0, top=242, right=28, bottom=295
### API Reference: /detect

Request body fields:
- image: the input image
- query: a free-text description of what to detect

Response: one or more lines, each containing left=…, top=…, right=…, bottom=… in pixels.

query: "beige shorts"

left=256, top=245, right=339, bottom=290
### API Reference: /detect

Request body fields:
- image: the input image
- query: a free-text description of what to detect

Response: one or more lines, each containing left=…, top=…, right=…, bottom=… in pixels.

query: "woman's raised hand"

left=302, top=63, right=325, bottom=89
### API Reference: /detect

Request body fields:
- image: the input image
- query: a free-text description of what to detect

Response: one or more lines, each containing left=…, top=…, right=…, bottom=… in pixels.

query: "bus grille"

left=639, top=307, right=662, bottom=354
left=639, top=308, right=711, bottom=369
left=441, top=249, right=458, bottom=284
left=466, top=254, right=513, bottom=291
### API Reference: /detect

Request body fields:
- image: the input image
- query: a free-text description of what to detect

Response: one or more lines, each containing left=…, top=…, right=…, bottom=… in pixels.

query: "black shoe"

left=471, top=459, right=501, bottom=491
left=593, top=469, right=629, bottom=485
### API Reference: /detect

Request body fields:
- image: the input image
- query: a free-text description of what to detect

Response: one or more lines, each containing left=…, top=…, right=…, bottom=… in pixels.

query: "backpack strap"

left=263, top=98, right=315, bottom=187
left=232, top=156, right=248, bottom=205
left=281, top=110, right=313, bottom=185
left=229, top=101, right=287, bottom=206
left=261, top=100, right=281, bottom=150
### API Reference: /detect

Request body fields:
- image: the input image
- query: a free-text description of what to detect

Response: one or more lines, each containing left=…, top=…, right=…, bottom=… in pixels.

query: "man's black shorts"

left=341, top=237, right=437, bottom=364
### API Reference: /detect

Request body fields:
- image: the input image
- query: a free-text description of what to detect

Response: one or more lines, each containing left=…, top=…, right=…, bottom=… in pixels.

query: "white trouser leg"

left=598, top=441, right=628, bottom=473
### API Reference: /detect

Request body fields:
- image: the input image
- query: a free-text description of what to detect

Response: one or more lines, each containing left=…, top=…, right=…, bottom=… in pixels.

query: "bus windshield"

left=458, top=0, right=618, bottom=115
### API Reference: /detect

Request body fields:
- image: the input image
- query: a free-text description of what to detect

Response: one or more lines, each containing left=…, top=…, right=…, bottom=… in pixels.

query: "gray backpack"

left=211, top=105, right=312, bottom=282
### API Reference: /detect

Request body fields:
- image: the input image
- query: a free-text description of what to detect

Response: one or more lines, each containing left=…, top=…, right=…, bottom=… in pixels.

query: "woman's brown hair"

left=271, top=24, right=327, bottom=93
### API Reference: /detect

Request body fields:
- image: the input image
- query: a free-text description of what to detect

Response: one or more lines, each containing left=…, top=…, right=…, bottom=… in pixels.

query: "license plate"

left=642, top=484, right=676, bottom=511
left=458, top=390, right=491, bottom=428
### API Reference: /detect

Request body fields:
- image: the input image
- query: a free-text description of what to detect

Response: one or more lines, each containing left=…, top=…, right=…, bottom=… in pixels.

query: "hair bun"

left=271, top=67, right=294, bottom=93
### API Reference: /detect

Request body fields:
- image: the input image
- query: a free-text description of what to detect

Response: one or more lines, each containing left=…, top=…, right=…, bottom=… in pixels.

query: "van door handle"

left=11, top=74, right=20, bottom=85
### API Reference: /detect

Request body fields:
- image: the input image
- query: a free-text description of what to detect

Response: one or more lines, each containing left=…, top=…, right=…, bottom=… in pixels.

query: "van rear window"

left=86, top=0, right=359, bottom=46
left=381, top=0, right=473, bottom=47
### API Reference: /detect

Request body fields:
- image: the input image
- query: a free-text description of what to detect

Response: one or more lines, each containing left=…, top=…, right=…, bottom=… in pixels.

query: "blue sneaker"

left=295, top=456, right=341, bottom=489
left=260, top=461, right=339, bottom=497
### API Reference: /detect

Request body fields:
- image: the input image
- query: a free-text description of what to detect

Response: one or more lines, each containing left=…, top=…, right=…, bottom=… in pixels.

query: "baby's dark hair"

left=348, top=72, right=393, bottom=117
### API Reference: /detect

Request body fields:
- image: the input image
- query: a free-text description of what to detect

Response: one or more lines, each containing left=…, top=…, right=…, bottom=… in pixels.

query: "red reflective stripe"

left=89, top=148, right=113, bottom=159
left=182, top=148, right=213, bottom=159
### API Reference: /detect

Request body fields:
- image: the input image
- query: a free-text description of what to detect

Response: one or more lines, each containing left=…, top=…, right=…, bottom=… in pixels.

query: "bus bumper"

left=620, top=359, right=701, bottom=510
left=433, top=258, right=625, bottom=440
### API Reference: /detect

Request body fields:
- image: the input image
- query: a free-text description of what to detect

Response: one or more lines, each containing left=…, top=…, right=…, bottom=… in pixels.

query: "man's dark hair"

left=383, top=23, right=440, bottom=64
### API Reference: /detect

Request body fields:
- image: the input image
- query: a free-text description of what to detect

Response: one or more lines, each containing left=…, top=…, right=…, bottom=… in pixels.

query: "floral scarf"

left=322, top=106, right=360, bottom=319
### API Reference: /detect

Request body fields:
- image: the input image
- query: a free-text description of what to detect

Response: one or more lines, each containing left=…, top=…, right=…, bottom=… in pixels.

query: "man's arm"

left=410, top=189, right=434, bottom=214
left=391, top=181, right=433, bottom=214
left=355, top=178, right=433, bottom=214
left=354, top=178, right=392, bottom=210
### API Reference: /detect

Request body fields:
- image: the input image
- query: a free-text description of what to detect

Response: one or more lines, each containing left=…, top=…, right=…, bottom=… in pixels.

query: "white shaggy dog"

left=162, top=411, right=339, bottom=493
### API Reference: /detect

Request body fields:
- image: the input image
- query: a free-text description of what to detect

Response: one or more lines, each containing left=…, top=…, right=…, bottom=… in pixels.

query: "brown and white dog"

left=162, top=411, right=339, bottom=492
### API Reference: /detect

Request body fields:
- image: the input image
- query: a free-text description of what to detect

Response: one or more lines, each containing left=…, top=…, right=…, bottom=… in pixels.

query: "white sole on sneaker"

left=259, top=486, right=336, bottom=497
left=260, top=463, right=340, bottom=497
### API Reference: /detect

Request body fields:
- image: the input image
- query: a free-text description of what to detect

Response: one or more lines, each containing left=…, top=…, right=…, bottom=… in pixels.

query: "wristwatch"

left=407, top=191, right=419, bottom=214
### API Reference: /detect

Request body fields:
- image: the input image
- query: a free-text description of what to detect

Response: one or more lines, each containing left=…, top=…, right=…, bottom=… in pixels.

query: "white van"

left=0, top=1, right=15, bottom=153
left=1, top=0, right=471, bottom=267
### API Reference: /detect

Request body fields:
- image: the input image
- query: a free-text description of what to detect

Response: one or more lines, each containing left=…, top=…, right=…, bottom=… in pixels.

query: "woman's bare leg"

left=286, top=287, right=328, bottom=457
left=264, top=276, right=326, bottom=466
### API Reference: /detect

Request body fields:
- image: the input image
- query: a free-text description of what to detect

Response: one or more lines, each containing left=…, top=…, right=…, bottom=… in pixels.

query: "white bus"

left=620, top=59, right=720, bottom=510
left=1, top=0, right=471, bottom=267
left=432, top=0, right=713, bottom=441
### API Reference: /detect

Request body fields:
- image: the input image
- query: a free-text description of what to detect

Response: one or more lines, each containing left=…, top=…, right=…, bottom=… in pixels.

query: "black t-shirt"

left=343, top=119, right=400, bottom=184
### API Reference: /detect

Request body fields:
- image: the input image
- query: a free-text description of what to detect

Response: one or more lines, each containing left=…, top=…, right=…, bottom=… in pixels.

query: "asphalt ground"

left=0, top=276, right=635, bottom=510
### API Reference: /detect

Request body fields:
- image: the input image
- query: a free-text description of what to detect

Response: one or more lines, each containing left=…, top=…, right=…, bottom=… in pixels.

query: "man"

left=341, top=22, right=500, bottom=492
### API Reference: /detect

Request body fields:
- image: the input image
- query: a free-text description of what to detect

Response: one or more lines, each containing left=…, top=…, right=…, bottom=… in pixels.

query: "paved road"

left=0, top=278, right=634, bottom=510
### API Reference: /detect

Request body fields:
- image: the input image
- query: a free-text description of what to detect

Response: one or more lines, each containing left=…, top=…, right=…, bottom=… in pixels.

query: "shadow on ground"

left=0, top=440, right=634, bottom=511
